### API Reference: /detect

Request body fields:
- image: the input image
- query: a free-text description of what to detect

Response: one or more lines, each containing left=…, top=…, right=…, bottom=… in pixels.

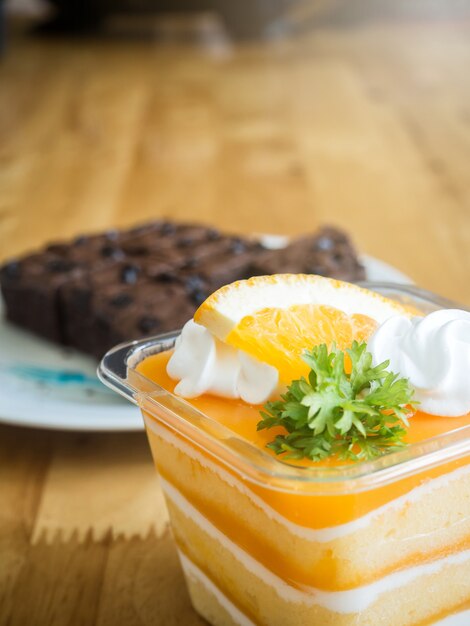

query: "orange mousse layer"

left=138, top=351, right=470, bottom=450
left=137, top=350, right=470, bottom=530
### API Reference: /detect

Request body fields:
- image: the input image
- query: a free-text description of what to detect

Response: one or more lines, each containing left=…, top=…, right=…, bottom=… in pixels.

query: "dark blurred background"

left=3, top=0, right=470, bottom=40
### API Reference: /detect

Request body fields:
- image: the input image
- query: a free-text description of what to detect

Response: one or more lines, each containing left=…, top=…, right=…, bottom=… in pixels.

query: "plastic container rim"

left=98, top=282, right=470, bottom=493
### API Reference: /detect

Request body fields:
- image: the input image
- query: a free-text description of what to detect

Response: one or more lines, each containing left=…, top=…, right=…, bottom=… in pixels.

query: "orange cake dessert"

left=102, top=275, right=470, bottom=626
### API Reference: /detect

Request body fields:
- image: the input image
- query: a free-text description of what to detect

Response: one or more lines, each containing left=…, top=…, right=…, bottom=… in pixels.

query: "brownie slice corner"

left=250, top=226, right=366, bottom=283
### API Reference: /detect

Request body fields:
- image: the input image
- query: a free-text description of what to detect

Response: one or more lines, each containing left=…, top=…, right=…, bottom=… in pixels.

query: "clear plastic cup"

left=99, top=283, right=470, bottom=626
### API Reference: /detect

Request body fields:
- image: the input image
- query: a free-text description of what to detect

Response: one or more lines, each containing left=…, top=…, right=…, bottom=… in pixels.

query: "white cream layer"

left=179, top=551, right=256, bottom=626
left=147, top=418, right=470, bottom=542
left=181, top=552, right=470, bottom=626
left=163, top=475, right=470, bottom=614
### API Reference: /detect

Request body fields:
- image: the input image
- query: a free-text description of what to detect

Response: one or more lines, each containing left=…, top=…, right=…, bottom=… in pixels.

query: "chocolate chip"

left=101, top=245, right=125, bottom=260
left=46, top=259, right=76, bottom=273
left=313, top=236, right=334, bottom=252
left=138, top=316, right=160, bottom=334
left=109, top=293, right=133, bottom=308
left=2, top=260, right=21, bottom=279
left=332, top=253, right=344, bottom=264
left=185, top=275, right=205, bottom=292
left=190, top=289, right=208, bottom=306
left=73, top=235, right=89, bottom=246
left=176, top=236, right=194, bottom=248
left=104, top=229, right=119, bottom=241
left=120, top=264, right=140, bottom=284
left=184, top=257, right=198, bottom=269
left=207, top=228, right=221, bottom=241
left=230, top=239, right=246, bottom=254
left=160, top=222, right=176, bottom=236
left=101, top=245, right=114, bottom=257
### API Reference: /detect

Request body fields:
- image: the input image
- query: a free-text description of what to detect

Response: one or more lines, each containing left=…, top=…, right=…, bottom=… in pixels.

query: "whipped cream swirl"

left=167, top=320, right=279, bottom=405
left=368, top=309, right=470, bottom=417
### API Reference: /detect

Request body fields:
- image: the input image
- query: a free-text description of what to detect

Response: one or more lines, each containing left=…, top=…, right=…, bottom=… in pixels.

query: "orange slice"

left=195, top=274, right=412, bottom=383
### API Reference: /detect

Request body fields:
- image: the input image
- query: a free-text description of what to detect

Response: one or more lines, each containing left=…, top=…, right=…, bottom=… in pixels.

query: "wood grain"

left=1, top=13, right=470, bottom=626
left=31, top=432, right=168, bottom=544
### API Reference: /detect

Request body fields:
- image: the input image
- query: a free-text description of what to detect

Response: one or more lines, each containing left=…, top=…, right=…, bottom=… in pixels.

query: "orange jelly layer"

left=137, top=351, right=470, bottom=529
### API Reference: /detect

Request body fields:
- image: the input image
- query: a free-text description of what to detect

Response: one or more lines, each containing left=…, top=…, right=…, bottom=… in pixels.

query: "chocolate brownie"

left=0, top=252, right=81, bottom=342
left=120, top=222, right=221, bottom=257
left=173, top=237, right=265, bottom=303
left=62, top=236, right=262, bottom=356
left=0, top=220, right=366, bottom=360
left=250, top=227, right=365, bottom=282
left=61, top=256, right=180, bottom=354
left=80, top=279, right=199, bottom=359
left=0, top=230, right=129, bottom=343
left=48, top=229, right=128, bottom=263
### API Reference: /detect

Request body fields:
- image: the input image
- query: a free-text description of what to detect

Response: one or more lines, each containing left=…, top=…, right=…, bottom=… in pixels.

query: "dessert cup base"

left=180, top=551, right=254, bottom=626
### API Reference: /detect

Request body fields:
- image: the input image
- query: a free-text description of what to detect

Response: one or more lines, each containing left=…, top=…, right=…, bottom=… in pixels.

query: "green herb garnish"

left=257, top=341, right=415, bottom=462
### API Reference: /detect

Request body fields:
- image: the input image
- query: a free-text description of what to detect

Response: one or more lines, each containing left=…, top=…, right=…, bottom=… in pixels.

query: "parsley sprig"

left=257, top=341, right=416, bottom=462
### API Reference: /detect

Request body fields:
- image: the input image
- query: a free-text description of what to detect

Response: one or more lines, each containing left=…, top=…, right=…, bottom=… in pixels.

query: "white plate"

left=0, top=255, right=411, bottom=432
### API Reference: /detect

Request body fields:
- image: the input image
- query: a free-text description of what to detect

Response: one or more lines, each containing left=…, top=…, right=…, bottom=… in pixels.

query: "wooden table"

left=1, top=13, right=470, bottom=625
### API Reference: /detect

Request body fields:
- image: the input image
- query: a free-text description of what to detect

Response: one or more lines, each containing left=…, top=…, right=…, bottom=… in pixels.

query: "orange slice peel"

left=194, top=274, right=411, bottom=383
